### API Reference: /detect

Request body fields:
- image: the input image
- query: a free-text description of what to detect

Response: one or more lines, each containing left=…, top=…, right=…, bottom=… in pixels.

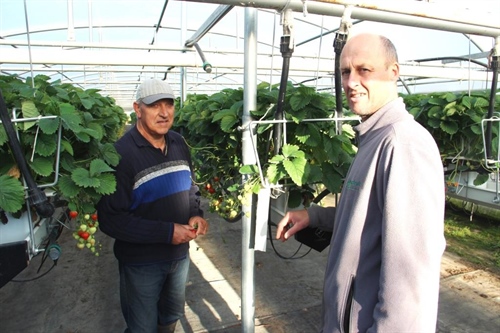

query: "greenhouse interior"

left=1, top=1, right=500, bottom=332
left=0, top=0, right=499, bottom=113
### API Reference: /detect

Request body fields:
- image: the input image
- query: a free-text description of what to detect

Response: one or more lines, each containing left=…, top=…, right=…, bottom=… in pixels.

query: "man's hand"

left=171, top=217, right=208, bottom=245
left=171, top=224, right=197, bottom=245
left=189, top=216, right=208, bottom=236
left=275, top=209, right=310, bottom=241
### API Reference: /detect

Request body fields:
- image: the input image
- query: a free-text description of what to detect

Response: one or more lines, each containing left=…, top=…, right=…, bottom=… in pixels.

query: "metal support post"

left=241, top=7, right=258, bottom=333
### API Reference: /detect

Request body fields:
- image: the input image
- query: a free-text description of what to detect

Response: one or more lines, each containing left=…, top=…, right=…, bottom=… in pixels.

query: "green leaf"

left=283, top=157, right=308, bottom=186
left=473, top=173, right=489, bottom=186
left=34, top=133, right=57, bottom=157
left=287, top=189, right=303, bottom=208
left=100, top=143, right=120, bottom=166
left=81, top=127, right=100, bottom=139
left=324, top=138, right=343, bottom=164
left=89, top=158, right=115, bottom=176
left=71, top=168, right=101, bottom=188
left=220, top=115, right=238, bottom=133
left=461, top=95, right=472, bottom=109
left=269, top=154, right=285, bottom=163
left=444, top=92, right=457, bottom=102
left=440, top=121, right=459, bottom=135
left=59, top=103, right=82, bottom=131
left=80, top=98, right=94, bottom=110
left=321, top=162, right=344, bottom=194
left=58, top=174, right=80, bottom=198
left=428, top=105, right=443, bottom=118
left=38, top=117, right=60, bottom=134
left=266, top=163, right=286, bottom=184
left=470, top=124, right=482, bottom=135
left=445, top=107, right=457, bottom=117
left=307, top=164, right=323, bottom=183
left=427, top=97, right=446, bottom=106
left=54, top=86, right=70, bottom=101
left=0, top=174, right=25, bottom=213
left=28, top=156, right=54, bottom=176
left=61, top=139, right=74, bottom=156
left=86, top=122, right=104, bottom=140
left=22, top=100, right=39, bottom=130
left=212, top=109, right=236, bottom=123
left=239, top=164, right=259, bottom=174
left=282, top=144, right=303, bottom=159
left=94, top=173, right=117, bottom=195
left=474, top=97, right=489, bottom=108
left=290, top=93, right=311, bottom=111
left=0, top=126, right=7, bottom=146
left=75, top=131, right=90, bottom=143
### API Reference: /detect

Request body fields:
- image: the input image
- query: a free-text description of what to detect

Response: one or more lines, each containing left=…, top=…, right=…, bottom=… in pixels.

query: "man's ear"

left=133, top=102, right=141, bottom=118
left=390, top=62, right=400, bottom=82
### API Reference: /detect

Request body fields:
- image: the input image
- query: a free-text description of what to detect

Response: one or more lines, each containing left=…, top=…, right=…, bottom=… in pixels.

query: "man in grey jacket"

left=276, top=33, right=445, bottom=332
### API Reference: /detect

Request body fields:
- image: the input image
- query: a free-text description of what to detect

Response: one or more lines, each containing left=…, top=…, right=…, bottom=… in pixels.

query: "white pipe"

left=313, top=0, right=499, bottom=29
left=180, top=0, right=500, bottom=37
left=241, top=8, right=258, bottom=333
left=66, top=0, right=75, bottom=41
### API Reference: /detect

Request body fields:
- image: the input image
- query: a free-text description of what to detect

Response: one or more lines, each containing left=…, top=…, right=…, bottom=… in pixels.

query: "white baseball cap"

left=136, top=79, right=175, bottom=104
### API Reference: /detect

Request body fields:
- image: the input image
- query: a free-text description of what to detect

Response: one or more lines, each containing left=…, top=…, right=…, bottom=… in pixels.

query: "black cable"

left=268, top=188, right=330, bottom=259
left=11, top=262, right=56, bottom=283
left=268, top=221, right=312, bottom=260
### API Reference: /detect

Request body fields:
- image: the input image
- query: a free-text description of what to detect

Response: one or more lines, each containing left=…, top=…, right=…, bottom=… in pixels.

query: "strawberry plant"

left=0, top=74, right=128, bottom=254
left=175, top=83, right=499, bottom=222
left=174, top=82, right=358, bottom=220
left=406, top=89, right=500, bottom=186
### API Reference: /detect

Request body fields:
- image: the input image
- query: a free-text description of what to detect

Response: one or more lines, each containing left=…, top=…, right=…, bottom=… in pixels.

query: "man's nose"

left=158, top=103, right=169, bottom=116
left=345, top=72, right=359, bottom=89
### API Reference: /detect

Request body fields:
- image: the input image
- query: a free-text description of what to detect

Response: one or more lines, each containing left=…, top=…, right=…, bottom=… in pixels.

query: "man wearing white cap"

left=98, top=78, right=208, bottom=333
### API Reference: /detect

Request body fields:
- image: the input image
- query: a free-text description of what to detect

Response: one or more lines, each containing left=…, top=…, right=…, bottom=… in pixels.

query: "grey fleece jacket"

left=308, top=98, right=445, bottom=333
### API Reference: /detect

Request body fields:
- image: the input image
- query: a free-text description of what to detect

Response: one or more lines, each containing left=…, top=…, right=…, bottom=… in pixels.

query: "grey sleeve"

left=307, top=204, right=336, bottom=232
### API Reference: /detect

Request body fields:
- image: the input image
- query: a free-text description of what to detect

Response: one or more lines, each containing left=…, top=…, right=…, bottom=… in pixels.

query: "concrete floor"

left=1, top=198, right=499, bottom=333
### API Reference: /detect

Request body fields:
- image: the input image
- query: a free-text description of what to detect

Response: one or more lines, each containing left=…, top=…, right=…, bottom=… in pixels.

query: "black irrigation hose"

left=11, top=263, right=56, bottom=283
left=0, top=91, right=54, bottom=218
left=484, top=55, right=499, bottom=159
left=333, top=32, right=348, bottom=132
left=273, top=35, right=293, bottom=155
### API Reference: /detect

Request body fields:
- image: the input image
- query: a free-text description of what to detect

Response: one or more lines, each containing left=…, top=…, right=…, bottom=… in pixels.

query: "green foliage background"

left=0, top=74, right=128, bottom=215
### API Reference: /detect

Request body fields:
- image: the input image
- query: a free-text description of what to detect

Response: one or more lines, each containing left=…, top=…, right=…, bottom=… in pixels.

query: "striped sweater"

left=97, top=126, right=203, bottom=264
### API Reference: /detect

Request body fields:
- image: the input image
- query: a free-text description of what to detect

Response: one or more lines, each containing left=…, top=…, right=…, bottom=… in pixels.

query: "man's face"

left=340, top=35, right=399, bottom=119
left=133, top=98, right=175, bottom=140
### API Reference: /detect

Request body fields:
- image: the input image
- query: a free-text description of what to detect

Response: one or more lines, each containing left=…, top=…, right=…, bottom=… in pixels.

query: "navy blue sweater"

left=97, top=126, right=203, bottom=264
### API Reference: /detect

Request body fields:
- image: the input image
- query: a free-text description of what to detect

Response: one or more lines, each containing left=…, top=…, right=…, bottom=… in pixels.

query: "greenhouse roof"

left=0, top=0, right=499, bottom=113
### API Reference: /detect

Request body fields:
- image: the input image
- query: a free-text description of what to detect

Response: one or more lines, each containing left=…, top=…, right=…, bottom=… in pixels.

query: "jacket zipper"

left=342, top=274, right=355, bottom=333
